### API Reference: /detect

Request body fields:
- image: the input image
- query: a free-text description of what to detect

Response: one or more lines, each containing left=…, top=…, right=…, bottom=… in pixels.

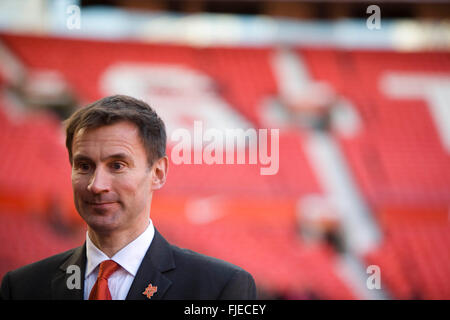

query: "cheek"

left=120, top=174, right=152, bottom=202
left=121, top=179, right=147, bottom=199
left=71, top=173, right=89, bottom=196
left=71, top=174, right=81, bottom=192
left=71, top=175, right=85, bottom=212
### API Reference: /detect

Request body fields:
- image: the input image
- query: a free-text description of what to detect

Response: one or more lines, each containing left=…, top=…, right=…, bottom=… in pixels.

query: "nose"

left=87, top=167, right=110, bottom=194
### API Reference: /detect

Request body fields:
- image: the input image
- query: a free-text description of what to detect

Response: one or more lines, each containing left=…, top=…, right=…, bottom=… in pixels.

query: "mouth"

left=86, top=201, right=117, bottom=208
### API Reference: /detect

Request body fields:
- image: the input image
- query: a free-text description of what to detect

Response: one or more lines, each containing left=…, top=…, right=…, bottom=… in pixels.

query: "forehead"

left=72, top=121, right=145, bottom=158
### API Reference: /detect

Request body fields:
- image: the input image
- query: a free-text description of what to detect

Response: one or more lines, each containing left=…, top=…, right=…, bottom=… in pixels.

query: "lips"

left=86, top=201, right=118, bottom=209
left=88, top=202, right=116, bottom=205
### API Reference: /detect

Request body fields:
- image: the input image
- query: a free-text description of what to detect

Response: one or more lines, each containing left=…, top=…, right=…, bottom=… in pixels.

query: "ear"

left=150, top=156, right=168, bottom=191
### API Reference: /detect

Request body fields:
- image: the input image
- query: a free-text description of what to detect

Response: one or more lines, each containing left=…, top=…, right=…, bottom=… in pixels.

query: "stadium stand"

left=297, top=48, right=450, bottom=299
left=0, top=211, right=83, bottom=277
left=365, top=207, right=450, bottom=299
left=0, top=32, right=449, bottom=299
left=297, top=48, right=450, bottom=207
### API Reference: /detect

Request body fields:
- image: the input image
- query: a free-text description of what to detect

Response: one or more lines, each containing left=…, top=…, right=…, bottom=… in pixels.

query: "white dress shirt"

left=84, top=219, right=155, bottom=300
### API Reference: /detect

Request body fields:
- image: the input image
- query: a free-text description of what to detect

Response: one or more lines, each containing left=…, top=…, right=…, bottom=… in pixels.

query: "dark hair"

left=64, top=95, right=166, bottom=166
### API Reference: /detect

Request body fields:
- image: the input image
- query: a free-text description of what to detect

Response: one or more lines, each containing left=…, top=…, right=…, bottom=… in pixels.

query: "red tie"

left=89, top=260, right=120, bottom=300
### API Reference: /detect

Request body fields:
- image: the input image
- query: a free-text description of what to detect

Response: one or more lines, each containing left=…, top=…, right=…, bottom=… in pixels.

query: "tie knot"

left=98, top=260, right=120, bottom=280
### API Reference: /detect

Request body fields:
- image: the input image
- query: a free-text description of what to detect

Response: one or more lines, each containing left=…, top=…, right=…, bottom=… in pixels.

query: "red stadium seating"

left=0, top=33, right=449, bottom=299
left=365, top=208, right=450, bottom=299
left=298, top=48, right=450, bottom=208
left=0, top=211, right=83, bottom=278
left=297, top=48, right=450, bottom=299
left=0, top=100, right=75, bottom=221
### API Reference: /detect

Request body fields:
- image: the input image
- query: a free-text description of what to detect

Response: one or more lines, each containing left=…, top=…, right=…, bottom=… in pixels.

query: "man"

left=1, top=95, right=256, bottom=300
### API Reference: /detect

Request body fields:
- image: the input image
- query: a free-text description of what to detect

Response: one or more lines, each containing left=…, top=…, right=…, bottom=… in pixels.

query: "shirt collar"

left=85, top=219, right=155, bottom=278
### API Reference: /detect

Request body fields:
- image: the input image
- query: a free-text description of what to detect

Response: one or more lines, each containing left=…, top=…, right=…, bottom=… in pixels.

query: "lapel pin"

left=142, top=283, right=158, bottom=299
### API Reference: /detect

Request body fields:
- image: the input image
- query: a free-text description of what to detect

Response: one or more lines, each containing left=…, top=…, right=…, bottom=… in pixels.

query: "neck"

left=88, top=217, right=150, bottom=258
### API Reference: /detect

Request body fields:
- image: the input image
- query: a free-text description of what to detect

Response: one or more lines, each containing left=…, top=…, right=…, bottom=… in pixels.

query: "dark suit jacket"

left=0, top=229, right=256, bottom=300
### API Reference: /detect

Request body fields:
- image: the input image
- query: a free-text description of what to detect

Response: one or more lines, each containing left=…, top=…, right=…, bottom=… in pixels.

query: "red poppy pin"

left=142, top=283, right=158, bottom=299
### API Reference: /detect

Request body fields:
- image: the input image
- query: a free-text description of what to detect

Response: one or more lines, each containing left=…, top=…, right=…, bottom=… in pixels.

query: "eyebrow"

left=73, top=153, right=132, bottom=163
left=104, top=153, right=132, bottom=162
left=72, top=154, right=92, bottom=163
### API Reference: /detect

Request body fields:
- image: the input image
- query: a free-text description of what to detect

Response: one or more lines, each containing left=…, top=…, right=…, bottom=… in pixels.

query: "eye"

left=110, top=161, right=126, bottom=171
left=75, top=162, right=91, bottom=173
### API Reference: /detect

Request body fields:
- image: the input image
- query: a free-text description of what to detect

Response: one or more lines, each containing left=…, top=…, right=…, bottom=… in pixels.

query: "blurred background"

left=0, top=0, right=449, bottom=300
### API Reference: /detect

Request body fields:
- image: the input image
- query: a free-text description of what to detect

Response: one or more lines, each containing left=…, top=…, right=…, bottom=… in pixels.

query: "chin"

left=81, top=209, right=123, bottom=233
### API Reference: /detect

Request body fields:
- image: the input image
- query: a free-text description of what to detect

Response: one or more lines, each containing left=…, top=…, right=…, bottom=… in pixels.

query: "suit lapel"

left=126, top=229, right=175, bottom=300
left=51, top=244, right=86, bottom=300
left=49, top=230, right=175, bottom=300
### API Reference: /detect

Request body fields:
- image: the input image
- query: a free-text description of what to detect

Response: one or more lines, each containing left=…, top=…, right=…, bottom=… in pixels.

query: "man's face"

left=71, top=121, right=157, bottom=234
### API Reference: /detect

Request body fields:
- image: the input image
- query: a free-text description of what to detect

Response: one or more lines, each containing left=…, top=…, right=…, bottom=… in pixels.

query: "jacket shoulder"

left=167, top=244, right=256, bottom=299
left=1, top=248, right=78, bottom=299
